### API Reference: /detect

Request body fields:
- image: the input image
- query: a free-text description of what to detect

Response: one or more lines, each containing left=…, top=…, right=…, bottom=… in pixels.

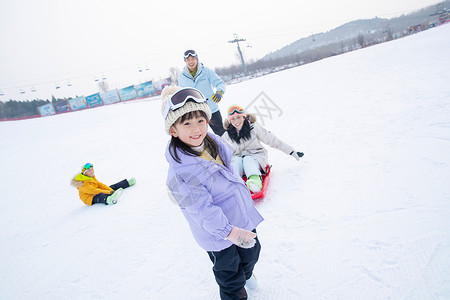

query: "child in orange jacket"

left=71, top=163, right=136, bottom=205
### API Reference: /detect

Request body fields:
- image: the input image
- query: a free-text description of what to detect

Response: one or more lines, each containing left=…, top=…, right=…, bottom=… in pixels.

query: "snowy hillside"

left=1, top=24, right=449, bottom=299
left=263, top=2, right=447, bottom=61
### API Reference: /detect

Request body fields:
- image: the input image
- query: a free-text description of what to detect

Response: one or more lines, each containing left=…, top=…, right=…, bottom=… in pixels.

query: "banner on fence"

left=85, top=93, right=103, bottom=107
left=38, top=103, right=56, bottom=117
left=68, top=96, right=87, bottom=111
left=101, top=90, right=121, bottom=105
left=53, top=100, right=71, bottom=113
left=136, top=81, right=155, bottom=98
left=154, top=78, right=171, bottom=94
left=118, top=85, right=138, bottom=101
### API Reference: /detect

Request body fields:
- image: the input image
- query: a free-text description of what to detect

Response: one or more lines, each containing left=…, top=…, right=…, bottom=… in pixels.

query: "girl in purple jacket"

left=161, top=85, right=264, bottom=300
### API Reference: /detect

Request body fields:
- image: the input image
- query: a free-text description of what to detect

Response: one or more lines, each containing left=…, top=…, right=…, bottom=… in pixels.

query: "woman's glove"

left=226, top=227, right=257, bottom=249
left=211, top=91, right=223, bottom=103
left=290, top=151, right=304, bottom=161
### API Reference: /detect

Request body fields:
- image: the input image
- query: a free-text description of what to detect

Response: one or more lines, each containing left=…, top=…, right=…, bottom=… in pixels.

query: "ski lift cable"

left=0, top=57, right=152, bottom=91
left=0, top=49, right=179, bottom=91
left=0, top=5, right=430, bottom=93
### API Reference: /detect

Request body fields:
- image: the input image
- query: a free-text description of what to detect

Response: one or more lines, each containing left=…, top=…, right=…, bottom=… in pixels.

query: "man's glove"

left=290, top=151, right=304, bottom=161
left=226, top=227, right=257, bottom=249
left=211, top=91, right=224, bottom=103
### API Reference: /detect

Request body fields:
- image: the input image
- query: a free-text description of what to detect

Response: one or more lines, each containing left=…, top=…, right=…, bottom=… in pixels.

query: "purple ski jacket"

left=165, top=133, right=264, bottom=252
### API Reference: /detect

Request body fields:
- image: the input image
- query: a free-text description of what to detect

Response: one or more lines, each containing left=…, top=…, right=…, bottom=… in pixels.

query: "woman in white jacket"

left=221, top=104, right=304, bottom=193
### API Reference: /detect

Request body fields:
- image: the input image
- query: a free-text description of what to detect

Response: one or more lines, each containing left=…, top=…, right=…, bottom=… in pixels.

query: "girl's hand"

left=290, top=151, right=304, bottom=161
left=226, top=227, right=257, bottom=248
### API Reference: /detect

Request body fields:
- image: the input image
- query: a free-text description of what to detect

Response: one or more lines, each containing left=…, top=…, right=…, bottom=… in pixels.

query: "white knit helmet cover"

left=160, top=85, right=212, bottom=134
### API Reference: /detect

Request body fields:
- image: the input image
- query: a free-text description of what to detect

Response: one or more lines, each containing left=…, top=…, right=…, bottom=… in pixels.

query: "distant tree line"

left=0, top=99, right=50, bottom=120
left=215, top=29, right=406, bottom=82
left=216, top=1, right=446, bottom=82
left=0, top=96, right=76, bottom=120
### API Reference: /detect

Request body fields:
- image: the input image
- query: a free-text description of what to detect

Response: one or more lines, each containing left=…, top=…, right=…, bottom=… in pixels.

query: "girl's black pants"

left=207, top=230, right=261, bottom=300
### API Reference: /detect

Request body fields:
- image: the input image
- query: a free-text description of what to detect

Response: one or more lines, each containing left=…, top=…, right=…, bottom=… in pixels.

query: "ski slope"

left=1, top=24, right=450, bottom=299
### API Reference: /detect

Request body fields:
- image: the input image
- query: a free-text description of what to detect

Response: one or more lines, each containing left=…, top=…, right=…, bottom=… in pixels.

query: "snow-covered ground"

left=1, top=24, right=450, bottom=299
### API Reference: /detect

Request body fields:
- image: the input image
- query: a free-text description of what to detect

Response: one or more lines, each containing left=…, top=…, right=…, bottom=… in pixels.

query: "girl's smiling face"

left=229, top=114, right=245, bottom=131
left=84, top=167, right=95, bottom=177
left=169, top=111, right=208, bottom=147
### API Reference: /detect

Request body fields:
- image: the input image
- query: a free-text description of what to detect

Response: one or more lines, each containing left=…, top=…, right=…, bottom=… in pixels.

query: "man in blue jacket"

left=178, top=49, right=226, bottom=136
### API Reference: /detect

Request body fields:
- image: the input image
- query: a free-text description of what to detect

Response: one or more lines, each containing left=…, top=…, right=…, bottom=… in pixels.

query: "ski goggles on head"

left=162, top=88, right=206, bottom=119
left=183, top=49, right=198, bottom=59
left=82, top=163, right=93, bottom=173
left=227, top=105, right=244, bottom=115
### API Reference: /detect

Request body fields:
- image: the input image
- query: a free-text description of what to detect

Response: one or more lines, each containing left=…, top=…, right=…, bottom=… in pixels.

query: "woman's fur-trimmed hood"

left=71, top=175, right=83, bottom=188
left=71, top=173, right=94, bottom=188
left=223, top=113, right=256, bottom=129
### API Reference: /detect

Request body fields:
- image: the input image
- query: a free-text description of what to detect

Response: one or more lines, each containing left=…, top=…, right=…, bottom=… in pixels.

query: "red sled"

left=242, top=165, right=272, bottom=201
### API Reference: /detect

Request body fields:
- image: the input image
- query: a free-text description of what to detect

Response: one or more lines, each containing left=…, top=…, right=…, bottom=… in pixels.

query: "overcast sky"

left=0, top=0, right=443, bottom=101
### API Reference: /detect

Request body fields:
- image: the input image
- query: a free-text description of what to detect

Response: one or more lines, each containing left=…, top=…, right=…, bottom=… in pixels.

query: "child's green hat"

left=81, top=163, right=93, bottom=174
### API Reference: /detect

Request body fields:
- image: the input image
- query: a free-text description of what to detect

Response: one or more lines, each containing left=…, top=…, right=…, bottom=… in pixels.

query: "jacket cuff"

left=219, top=223, right=233, bottom=240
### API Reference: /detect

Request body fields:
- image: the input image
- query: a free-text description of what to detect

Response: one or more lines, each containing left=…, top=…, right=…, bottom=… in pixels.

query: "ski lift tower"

left=229, top=34, right=248, bottom=76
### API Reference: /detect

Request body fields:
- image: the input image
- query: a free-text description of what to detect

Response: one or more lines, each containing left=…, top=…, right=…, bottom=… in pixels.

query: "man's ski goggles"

left=227, top=105, right=244, bottom=115
left=82, top=163, right=93, bottom=173
left=183, top=49, right=198, bottom=59
left=163, top=88, right=206, bottom=119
